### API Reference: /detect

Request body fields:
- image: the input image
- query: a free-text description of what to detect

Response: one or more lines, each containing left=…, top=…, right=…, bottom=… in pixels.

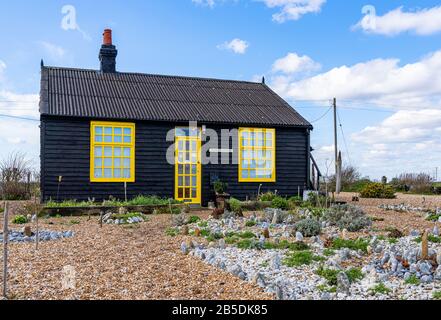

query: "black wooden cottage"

left=39, top=30, right=319, bottom=205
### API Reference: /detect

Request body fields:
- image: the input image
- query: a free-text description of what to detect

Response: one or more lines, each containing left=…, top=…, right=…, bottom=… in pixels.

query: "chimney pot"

left=103, top=29, right=112, bottom=46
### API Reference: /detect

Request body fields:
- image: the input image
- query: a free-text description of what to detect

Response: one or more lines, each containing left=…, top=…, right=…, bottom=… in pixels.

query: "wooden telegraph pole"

left=333, top=97, right=338, bottom=176
left=3, top=202, right=9, bottom=299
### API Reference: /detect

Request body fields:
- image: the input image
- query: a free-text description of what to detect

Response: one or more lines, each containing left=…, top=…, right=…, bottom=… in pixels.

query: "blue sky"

left=1, top=0, right=441, bottom=180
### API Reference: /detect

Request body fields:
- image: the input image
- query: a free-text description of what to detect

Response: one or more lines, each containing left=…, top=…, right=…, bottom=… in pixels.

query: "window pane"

left=123, top=136, right=131, bottom=143
left=175, top=128, right=188, bottom=137
left=123, top=169, right=131, bottom=178
left=266, top=140, right=273, bottom=147
left=250, top=170, right=256, bottom=178
left=185, top=176, right=190, bottom=186
left=266, top=161, right=272, bottom=169
left=191, top=141, right=196, bottom=151
left=94, top=158, right=102, bottom=167
left=257, top=132, right=264, bottom=140
left=95, top=127, right=103, bottom=135
left=123, top=147, right=131, bottom=157
left=184, top=165, right=190, bottom=174
left=104, top=135, right=112, bottom=143
left=178, top=152, right=183, bottom=163
left=123, top=158, right=130, bottom=168
left=191, top=165, right=197, bottom=174
left=95, top=135, right=103, bottom=143
left=94, top=169, right=102, bottom=178
left=124, top=128, right=131, bottom=135
left=266, top=151, right=273, bottom=159
left=250, top=160, right=256, bottom=169
left=185, top=188, right=190, bottom=198
left=95, top=147, right=102, bottom=156
left=104, top=158, right=112, bottom=167
left=178, top=165, right=184, bottom=174
left=192, top=176, right=197, bottom=186
left=242, top=139, right=249, bottom=147
left=104, top=147, right=112, bottom=156
left=114, top=147, right=122, bottom=156
left=178, top=176, right=183, bottom=187
left=104, top=169, right=112, bottom=178
left=257, top=140, right=264, bottom=147
left=114, top=169, right=121, bottom=178
left=192, top=188, right=197, bottom=198
left=257, top=170, right=265, bottom=178
left=258, top=160, right=265, bottom=168
left=104, top=127, right=112, bottom=135
left=242, top=131, right=249, bottom=139
left=191, top=152, right=197, bottom=163
left=114, top=135, right=122, bottom=143
left=178, top=140, right=184, bottom=150
left=256, top=150, right=264, bottom=159
left=114, top=127, right=122, bottom=135
left=178, top=188, right=183, bottom=198
left=114, top=158, right=121, bottom=167
left=266, top=132, right=273, bottom=140
left=241, top=170, right=249, bottom=178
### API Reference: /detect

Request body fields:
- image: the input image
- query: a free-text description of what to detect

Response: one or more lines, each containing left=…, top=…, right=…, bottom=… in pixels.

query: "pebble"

left=0, top=230, right=74, bottom=243
left=295, top=232, right=304, bottom=242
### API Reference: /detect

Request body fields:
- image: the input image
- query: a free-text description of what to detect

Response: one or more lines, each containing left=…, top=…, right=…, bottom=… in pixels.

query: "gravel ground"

left=336, top=192, right=439, bottom=235
left=0, top=211, right=272, bottom=300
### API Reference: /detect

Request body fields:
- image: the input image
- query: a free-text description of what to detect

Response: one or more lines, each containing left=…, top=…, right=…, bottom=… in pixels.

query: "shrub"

left=236, top=239, right=260, bottom=249
left=165, top=227, right=179, bottom=237
left=0, top=151, right=34, bottom=200
left=323, top=204, right=371, bottom=232
left=433, top=291, right=441, bottom=300
left=295, top=218, right=321, bottom=237
left=405, top=275, right=420, bottom=285
left=271, top=196, right=289, bottom=210
left=213, top=180, right=228, bottom=194
left=359, top=183, right=396, bottom=199
left=12, top=215, right=28, bottom=224
left=385, top=227, right=404, bottom=239
left=263, top=240, right=309, bottom=251
left=331, top=238, right=369, bottom=253
left=316, top=266, right=363, bottom=286
left=258, top=192, right=277, bottom=202
left=228, top=198, right=243, bottom=215
left=245, top=220, right=256, bottom=227
left=288, top=196, right=303, bottom=206
left=283, top=251, right=324, bottom=267
left=370, top=283, right=391, bottom=295
left=187, top=216, right=201, bottom=224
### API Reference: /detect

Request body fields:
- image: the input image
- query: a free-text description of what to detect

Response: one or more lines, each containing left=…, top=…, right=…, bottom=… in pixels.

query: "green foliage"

left=197, top=220, right=208, bottom=228
left=187, top=216, right=201, bottom=224
left=323, top=248, right=336, bottom=256
left=433, top=291, right=441, bottom=300
left=295, top=218, right=321, bottom=237
left=288, top=196, right=303, bottom=207
left=414, top=234, right=441, bottom=243
left=165, top=227, right=179, bottom=237
left=359, top=183, right=396, bottom=199
left=271, top=196, right=289, bottom=210
left=316, top=266, right=363, bottom=286
left=331, top=238, right=369, bottom=253
left=228, top=198, right=243, bottom=215
left=283, top=251, right=324, bottom=267
left=12, top=215, right=28, bottom=224
left=69, top=220, right=80, bottom=225
left=112, top=212, right=144, bottom=220
left=323, top=205, right=372, bottom=232
left=405, top=275, right=420, bottom=285
left=385, top=227, right=404, bottom=239
left=263, top=240, right=309, bottom=251
left=245, top=220, right=256, bottom=227
left=370, top=283, right=391, bottom=295
left=236, top=239, right=260, bottom=249
left=426, top=212, right=441, bottom=222
left=345, top=268, right=364, bottom=283
left=316, top=284, right=337, bottom=293
left=45, top=199, right=95, bottom=208
left=258, top=192, right=277, bottom=202
left=213, top=180, right=228, bottom=194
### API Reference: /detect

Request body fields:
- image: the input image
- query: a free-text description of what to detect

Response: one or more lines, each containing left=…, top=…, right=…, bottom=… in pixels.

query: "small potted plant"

left=213, top=180, right=230, bottom=209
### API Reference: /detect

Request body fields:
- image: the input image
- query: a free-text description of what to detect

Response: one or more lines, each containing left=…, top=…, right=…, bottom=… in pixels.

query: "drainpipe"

left=306, top=129, right=311, bottom=190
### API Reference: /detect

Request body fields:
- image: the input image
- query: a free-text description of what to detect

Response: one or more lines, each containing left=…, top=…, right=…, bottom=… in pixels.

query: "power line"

left=337, top=109, right=352, bottom=167
left=0, top=114, right=39, bottom=122
left=310, top=106, right=333, bottom=123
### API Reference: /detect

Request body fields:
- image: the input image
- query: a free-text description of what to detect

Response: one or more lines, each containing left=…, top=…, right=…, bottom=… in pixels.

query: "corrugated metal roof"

left=39, top=66, right=312, bottom=128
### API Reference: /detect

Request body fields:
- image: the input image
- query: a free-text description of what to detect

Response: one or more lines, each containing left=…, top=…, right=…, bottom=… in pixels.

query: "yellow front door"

left=175, top=128, right=201, bottom=204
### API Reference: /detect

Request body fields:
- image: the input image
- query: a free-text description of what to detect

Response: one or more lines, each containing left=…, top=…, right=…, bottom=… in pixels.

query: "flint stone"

left=295, top=232, right=304, bottom=242
left=337, top=272, right=350, bottom=294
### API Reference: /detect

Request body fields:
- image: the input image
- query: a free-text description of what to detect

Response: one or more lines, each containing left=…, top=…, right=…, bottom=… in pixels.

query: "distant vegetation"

left=327, top=165, right=440, bottom=196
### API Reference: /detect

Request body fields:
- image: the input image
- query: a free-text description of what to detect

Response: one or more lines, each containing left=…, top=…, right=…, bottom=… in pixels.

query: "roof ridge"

left=43, top=65, right=263, bottom=86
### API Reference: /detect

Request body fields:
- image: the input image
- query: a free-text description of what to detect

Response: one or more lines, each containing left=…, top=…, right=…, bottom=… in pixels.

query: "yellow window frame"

left=90, top=121, right=136, bottom=183
left=238, top=127, right=276, bottom=183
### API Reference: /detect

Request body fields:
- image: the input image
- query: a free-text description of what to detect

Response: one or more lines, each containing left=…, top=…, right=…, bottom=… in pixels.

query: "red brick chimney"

left=99, top=29, right=118, bottom=73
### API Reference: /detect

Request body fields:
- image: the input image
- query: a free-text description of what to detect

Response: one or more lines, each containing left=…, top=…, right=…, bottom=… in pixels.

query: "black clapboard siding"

left=41, top=116, right=309, bottom=204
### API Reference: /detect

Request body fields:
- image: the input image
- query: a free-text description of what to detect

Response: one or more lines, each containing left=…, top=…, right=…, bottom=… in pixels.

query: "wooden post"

left=421, top=230, right=429, bottom=260
left=35, top=196, right=39, bottom=251
left=100, top=211, right=103, bottom=228
left=3, top=202, right=9, bottom=299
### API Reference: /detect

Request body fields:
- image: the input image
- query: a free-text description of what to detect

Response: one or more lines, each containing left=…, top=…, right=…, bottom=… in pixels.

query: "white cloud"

left=354, top=6, right=441, bottom=36
left=192, top=0, right=216, bottom=7
left=0, top=60, right=6, bottom=82
left=270, top=50, right=441, bottom=109
left=259, top=0, right=326, bottom=22
left=352, top=109, right=441, bottom=144
left=217, top=38, right=249, bottom=54
left=39, top=41, right=66, bottom=61
left=272, top=52, right=321, bottom=74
